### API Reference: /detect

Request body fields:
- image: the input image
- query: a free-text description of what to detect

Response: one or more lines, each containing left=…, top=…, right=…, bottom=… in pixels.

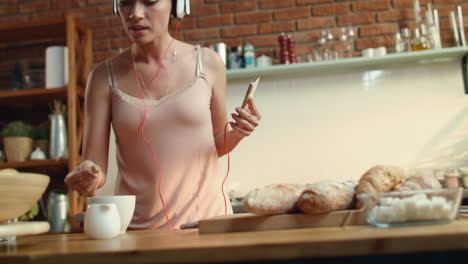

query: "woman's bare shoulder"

left=87, top=51, right=129, bottom=89
left=200, top=46, right=225, bottom=73
left=199, top=46, right=226, bottom=87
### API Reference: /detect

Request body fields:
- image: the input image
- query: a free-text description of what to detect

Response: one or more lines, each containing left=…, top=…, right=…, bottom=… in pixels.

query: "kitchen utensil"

left=197, top=209, right=367, bottom=234
left=414, top=0, right=421, bottom=25
left=434, top=9, right=442, bottom=49
left=0, top=172, right=50, bottom=222
left=47, top=191, right=70, bottom=233
left=84, top=203, right=120, bottom=240
left=457, top=6, right=466, bottom=46
left=87, top=195, right=135, bottom=234
left=357, top=188, right=463, bottom=228
left=450, top=11, right=461, bottom=46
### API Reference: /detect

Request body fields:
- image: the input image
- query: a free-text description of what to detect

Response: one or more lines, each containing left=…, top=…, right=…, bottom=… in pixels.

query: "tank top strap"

left=195, top=45, right=204, bottom=78
left=105, top=58, right=117, bottom=90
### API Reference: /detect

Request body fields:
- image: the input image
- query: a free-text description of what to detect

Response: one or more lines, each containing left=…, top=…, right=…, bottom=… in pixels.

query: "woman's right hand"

left=64, top=160, right=105, bottom=195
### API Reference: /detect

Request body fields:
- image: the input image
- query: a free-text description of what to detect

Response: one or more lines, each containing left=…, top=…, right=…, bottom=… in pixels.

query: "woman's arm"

left=65, top=61, right=111, bottom=194
left=81, top=62, right=112, bottom=188
left=203, top=48, right=261, bottom=157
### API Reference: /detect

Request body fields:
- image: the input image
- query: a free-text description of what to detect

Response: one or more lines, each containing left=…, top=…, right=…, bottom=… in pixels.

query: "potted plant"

left=1, top=121, right=34, bottom=162
left=33, top=125, right=49, bottom=158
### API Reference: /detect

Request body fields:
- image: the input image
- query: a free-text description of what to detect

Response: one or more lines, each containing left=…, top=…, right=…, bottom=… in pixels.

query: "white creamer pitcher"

left=84, top=203, right=121, bottom=240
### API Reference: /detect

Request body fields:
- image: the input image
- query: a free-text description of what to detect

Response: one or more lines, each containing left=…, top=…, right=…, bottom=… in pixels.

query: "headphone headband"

left=113, top=0, right=190, bottom=19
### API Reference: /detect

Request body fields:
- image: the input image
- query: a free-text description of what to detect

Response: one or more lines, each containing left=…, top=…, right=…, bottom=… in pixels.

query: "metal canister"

left=47, top=191, right=70, bottom=233
left=209, top=42, right=227, bottom=66
left=49, top=114, right=68, bottom=159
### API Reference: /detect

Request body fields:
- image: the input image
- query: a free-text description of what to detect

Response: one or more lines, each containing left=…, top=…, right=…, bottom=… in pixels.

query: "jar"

left=243, top=43, right=255, bottom=69
left=444, top=169, right=460, bottom=188
left=458, top=167, right=468, bottom=188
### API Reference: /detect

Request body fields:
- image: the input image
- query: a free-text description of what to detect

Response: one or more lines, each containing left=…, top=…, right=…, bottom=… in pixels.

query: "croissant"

left=396, top=173, right=441, bottom=191
left=356, top=165, right=405, bottom=208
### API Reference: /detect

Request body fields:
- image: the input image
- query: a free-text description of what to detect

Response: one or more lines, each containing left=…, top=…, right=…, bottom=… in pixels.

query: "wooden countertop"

left=2, top=218, right=468, bottom=264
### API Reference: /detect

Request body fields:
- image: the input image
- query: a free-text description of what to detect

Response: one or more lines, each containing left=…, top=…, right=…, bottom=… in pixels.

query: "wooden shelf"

left=0, top=159, right=68, bottom=170
left=0, top=20, right=66, bottom=44
left=0, top=87, right=67, bottom=106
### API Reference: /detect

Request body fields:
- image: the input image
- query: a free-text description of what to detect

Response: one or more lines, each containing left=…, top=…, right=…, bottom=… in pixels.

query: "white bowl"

left=0, top=172, right=50, bottom=222
left=87, top=195, right=135, bottom=234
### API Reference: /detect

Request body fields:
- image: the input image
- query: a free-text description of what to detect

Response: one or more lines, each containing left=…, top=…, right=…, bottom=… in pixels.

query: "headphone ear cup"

left=185, top=0, right=190, bottom=15
left=113, top=0, right=119, bottom=15
left=172, top=0, right=178, bottom=18
left=176, top=0, right=185, bottom=19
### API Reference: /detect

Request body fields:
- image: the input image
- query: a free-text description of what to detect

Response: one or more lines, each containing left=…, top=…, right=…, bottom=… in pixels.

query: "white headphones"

left=113, top=0, right=190, bottom=19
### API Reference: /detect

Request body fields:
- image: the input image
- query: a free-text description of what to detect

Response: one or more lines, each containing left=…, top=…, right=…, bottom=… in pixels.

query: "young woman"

left=64, top=0, right=261, bottom=229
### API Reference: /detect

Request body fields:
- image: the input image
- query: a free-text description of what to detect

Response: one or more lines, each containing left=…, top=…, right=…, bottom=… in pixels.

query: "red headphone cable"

left=131, top=20, right=181, bottom=230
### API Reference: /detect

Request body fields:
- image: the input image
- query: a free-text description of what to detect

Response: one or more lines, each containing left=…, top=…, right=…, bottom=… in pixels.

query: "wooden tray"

left=197, top=209, right=368, bottom=234
left=0, top=221, right=50, bottom=238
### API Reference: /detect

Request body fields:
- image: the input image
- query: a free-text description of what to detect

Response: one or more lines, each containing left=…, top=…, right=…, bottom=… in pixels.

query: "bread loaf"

left=243, top=184, right=305, bottom=215
left=396, top=173, right=442, bottom=191
left=297, top=180, right=357, bottom=214
left=356, top=165, right=405, bottom=208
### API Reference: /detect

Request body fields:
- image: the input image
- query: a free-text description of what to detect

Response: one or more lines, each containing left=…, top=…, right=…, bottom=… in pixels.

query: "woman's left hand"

left=230, top=97, right=262, bottom=138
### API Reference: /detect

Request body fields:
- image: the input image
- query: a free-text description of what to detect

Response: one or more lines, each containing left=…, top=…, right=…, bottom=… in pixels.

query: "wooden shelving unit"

left=0, top=159, right=68, bottom=170
left=0, top=13, right=93, bottom=232
left=0, top=87, right=68, bottom=106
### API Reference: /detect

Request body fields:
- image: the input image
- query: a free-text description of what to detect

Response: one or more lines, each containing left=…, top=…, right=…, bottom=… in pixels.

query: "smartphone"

left=241, top=77, right=260, bottom=109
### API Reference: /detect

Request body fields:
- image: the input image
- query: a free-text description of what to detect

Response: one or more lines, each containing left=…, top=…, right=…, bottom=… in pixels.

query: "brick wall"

left=1, top=0, right=468, bottom=74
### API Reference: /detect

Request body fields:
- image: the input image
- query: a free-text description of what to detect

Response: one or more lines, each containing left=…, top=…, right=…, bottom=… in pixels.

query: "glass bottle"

left=243, top=43, right=255, bottom=68
left=394, top=32, right=405, bottom=53
left=401, top=28, right=412, bottom=52
left=411, top=28, right=429, bottom=51
left=11, top=64, right=23, bottom=90
left=420, top=24, right=433, bottom=49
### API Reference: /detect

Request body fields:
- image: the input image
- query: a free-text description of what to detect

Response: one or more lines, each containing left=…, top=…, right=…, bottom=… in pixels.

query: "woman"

left=64, top=0, right=261, bottom=229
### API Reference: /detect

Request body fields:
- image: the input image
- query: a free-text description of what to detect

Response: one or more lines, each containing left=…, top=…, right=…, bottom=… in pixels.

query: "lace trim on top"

left=113, top=75, right=200, bottom=106
left=109, top=45, right=207, bottom=107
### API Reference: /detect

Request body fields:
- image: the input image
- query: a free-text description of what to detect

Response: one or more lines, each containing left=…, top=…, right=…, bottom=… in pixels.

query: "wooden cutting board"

left=198, top=209, right=367, bottom=234
left=0, top=221, right=50, bottom=238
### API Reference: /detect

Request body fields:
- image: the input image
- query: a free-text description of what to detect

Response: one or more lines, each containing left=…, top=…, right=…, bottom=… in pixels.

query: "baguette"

left=356, top=165, right=405, bottom=208
left=297, top=180, right=357, bottom=214
left=243, top=184, right=305, bottom=215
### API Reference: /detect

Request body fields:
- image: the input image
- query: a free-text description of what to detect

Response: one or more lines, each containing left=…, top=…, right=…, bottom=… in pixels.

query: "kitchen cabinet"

left=0, top=13, right=93, bottom=231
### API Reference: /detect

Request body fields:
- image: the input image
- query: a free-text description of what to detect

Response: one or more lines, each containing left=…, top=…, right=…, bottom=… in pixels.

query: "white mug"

left=374, top=46, right=387, bottom=56
left=361, top=48, right=374, bottom=57
left=84, top=203, right=121, bottom=240
left=87, top=195, right=135, bottom=234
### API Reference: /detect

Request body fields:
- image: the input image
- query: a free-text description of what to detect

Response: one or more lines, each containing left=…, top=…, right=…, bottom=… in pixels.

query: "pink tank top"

left=106, top=45, right=232, bottom=229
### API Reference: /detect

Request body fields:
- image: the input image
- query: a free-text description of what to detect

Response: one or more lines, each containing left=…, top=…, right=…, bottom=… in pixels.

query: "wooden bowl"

left=0, top=171, right=50, bottom=222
